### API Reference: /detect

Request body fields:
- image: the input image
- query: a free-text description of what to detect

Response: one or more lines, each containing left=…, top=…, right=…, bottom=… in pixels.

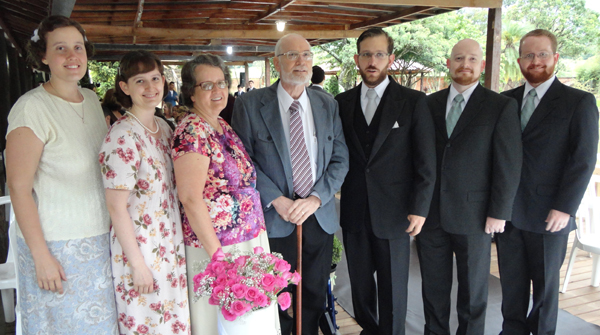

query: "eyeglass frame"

left=519, top=51, right=555, bottom=61
left=357, top=52, right=391, bottom=60
left=195, top=80, right=229, bottom=91
left=276, top=50, right=314, bottom=61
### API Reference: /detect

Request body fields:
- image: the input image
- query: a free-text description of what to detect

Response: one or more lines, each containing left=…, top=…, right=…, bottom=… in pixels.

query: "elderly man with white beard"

left=416, top=38, right=523, bottom=335
left=232, top=33, right=349, bottom=335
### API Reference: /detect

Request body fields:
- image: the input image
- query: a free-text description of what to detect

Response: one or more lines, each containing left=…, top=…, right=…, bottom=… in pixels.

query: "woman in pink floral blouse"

left=99, top=51, right=190, bottom=335
left=172, top=54, right=275, bottom=335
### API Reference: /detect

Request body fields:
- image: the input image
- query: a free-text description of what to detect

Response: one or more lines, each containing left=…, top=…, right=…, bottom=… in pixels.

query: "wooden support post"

left=7, top=44, right=21, bottom=106
left=265, top=58, right=271, bottom=87
left=244, top=62, right=250, bottom=89
left=0, top=36, right=11, bottom=153
left=484, top=7, right=502, bottom=92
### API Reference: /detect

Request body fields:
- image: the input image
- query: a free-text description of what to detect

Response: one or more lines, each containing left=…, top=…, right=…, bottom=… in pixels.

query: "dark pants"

left=495, top=222, right=569, bottom=335
left=268, top=215, right=333, bottom=335
left=343, top=216, right=410, bottom=335
left=416, top=225, right=491, bottom=335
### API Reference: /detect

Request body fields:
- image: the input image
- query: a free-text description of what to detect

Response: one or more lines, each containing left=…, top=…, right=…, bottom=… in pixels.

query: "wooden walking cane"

left=296, top=224, right=302, bottom=335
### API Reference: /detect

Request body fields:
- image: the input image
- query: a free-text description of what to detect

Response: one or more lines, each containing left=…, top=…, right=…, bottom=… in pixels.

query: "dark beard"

left=359, top=67, right=388, bottom=87
left=522, top=63, right=555, bottom=85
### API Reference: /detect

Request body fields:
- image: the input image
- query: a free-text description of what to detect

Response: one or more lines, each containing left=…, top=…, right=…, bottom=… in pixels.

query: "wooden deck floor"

left=326, top=231, right=600, bottom=335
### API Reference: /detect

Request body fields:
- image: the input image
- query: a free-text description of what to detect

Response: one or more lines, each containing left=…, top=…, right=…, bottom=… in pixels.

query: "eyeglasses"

left=195, top=80, right=228, bottom=91
left=276, top=51, right=314, bottom=61
left=520, top=52, right=554, bottom=61
left=358, top=52, right=390, bottom=60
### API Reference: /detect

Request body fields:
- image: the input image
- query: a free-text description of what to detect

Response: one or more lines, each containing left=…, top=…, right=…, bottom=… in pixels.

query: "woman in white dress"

left=6, top=15, right=118, bottom=334
left=100, top=50, right=190, bottom=335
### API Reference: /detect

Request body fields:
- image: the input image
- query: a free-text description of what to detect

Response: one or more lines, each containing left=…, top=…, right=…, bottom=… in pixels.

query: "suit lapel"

left=523, top=78, right=562, bottom=134
left=259, top=82, right=294, bottom=192
left=370, top=82, right=405, bottom=161
left=432, top=88, right=450, bottom=141
left=450, top=84, right=485, bottom=139
left=341, top=85, right=367, bottom=161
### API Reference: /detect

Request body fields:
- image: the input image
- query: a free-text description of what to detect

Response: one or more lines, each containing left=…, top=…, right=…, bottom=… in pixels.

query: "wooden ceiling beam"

left=350, top=6, right=431, bottom=29
left=141, top=23, right=349, bottom=30
left=249, top=0, right=296, bottom=23
left=82, top=24, right=363, bottom=39
left=92, top=55, right=268, bottom=62
left=94, top=43, right=275, bottom=52
left=299, top=0, right=502, bottom=8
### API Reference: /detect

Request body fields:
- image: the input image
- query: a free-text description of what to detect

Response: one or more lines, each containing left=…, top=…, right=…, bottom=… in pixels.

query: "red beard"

left=451, top=67, right=478, bottom=86
left=521, top=62, right=555, bottom=85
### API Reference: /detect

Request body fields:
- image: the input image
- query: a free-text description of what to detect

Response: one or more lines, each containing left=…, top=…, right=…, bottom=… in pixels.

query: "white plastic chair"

left=561, top=177, right=600, bottom=293
left=0, top=195, right=22, bottom=333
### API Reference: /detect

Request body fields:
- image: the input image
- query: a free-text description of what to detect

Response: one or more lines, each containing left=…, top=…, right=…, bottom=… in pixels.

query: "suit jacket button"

left=267, top=136, right=272, bottom=141
left=446, top=143, right=451, bottom=148
left=366, top=169, right=370, bottom=173
left=328, top=136, right=332, bottom=140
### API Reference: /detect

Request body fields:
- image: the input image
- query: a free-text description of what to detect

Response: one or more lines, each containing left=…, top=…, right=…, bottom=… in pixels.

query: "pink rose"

left=105, top=135, right=111, bottom=143
left=159, top=222, right=165, bottom=232
left=222, top=306, right=238, bottom=321
left=159, top=246, right=166, bottom=257
left=98, top=152, right=105, bottom=164
left=290, top=271, right=301, bottom=285
left=143, top=214, right=152, bottom=225
left=118, top=137, right=126, bottom=145
left=245, top=287, right=260, bottom=301
left=179, top=274, right=187, bottom=288
left=278, top=292, right=292, bottom=311
left=147, top=157, right=154, bottom=165
left=128, top=289, right=139, bottom=298
left=234, top=255, right=248, bottom=267
left=136, top=324, right=149, bottom=334
left=212, top=248, right=226, bottom=262
left=274, top=259, right=291, bottom=274
left=231, top=283, right=248, bottom=299
left=124, top=316, right=136, bottom=329
left=253, top=246, right=264, bottom=254
left=261, top=274, right=276, bottom=292
left=136, top=235, right=147, bottom=244
left=212, top=262, right=227, bottom=276
left=135, top=141, right=141, bottom=151
left=137, top=179, right=150, bottom=190
left=164, top=311, right=172, bottom=322
left=241, top=198, right=253, bottom=213
left=231, top=300, right=251, bottom=316
left=274, top=275, right=288, bottom=290
left=209, top=295, right=221, bottom=306
left=118, top=313, right=126, bottom=323
left=254, top=292, right=269, bottom=307
left=171, top=278, right=178, bottom=288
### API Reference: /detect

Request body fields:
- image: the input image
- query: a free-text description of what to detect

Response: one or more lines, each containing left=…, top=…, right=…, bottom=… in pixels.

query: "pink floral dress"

left=100, top=116, right=190, bottom=335
left=171, top=113, right=266, bottom=248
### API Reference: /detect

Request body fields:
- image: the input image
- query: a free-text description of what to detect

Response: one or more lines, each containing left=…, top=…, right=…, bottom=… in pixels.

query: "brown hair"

left=114, top=51, right=168, bottom=109
left=356, top=27, right=394, bottom=55
left=519, top=29, right=558, bottom=55
left=180, top=54, right=231, bottom=108
left=27, top=15, right=94, bottom=73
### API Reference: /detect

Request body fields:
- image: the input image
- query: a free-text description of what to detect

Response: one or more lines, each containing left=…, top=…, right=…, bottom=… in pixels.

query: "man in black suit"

left=310, top=65, right=333, bottom=97
left=497, top=29, right=598, bottom=335
left=417, top=39, right=523, bottom=335
left=335, top=27, right=436, bottom=335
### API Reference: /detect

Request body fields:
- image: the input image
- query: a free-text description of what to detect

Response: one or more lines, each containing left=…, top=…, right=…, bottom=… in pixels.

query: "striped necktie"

left=289, top=100, right=313, bottom=198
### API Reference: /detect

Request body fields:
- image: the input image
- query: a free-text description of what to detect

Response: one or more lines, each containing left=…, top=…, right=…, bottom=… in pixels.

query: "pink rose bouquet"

left=193, top=246, right=300, bottom=321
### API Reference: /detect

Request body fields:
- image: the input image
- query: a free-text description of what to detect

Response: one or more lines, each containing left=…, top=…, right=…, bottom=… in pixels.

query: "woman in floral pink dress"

left=172, top=54, right=277, bottom=334
left=99, top=51, right=190, bottom=335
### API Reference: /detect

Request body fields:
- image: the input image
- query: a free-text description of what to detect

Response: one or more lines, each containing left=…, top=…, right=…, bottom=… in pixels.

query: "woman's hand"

left=33, top=251, right=67, bottom=294
left=131, top=261, right=155, bottom=294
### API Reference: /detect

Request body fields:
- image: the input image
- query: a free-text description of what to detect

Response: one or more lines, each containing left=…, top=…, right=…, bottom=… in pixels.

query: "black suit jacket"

left=503, top=78, right=599, bottom=234
left=336, top=78, right=436, bottom=239
left=310, top=85, right=333, bottom=97
left=427, top=84, right=522, bottom=235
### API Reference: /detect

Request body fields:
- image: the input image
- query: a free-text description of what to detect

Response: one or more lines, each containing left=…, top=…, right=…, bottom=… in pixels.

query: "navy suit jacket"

left=232, top=80, right=349, bottom=238
left=503, top=78, right=599, bottom=234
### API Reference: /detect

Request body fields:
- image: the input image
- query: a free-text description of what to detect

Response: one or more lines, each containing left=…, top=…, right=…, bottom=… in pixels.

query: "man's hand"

left=545, top=209, right=571, bottom=233
left=272, top=196, right=295, bottom=222
left=406, top=215, right=426, bottom=236
left=288, top=196, right=321, bottom=225
left=485, top=217, right=506, bottom=234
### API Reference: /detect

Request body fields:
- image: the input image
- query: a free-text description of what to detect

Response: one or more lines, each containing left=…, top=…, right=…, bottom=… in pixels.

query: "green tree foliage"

left=316, top=39, right=358, bottom=91
left=88, top=60, right=119, bottom=99
left=500, top=22, right=534, bottom=90
left=575, top=56, right=600, bottom=96
left=324, top=76, right=341, bottom=96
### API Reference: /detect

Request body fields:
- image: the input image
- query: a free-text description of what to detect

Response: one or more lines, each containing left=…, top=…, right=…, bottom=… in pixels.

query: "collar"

left=312, top=84, right=324, bottom=89
left=448, top=82, right=478, bottom=106
left=277, top=82, right=309, bottom=113
left=360, top=75, right=390, bottom=100
left=524, top=75, right=555, bottom=101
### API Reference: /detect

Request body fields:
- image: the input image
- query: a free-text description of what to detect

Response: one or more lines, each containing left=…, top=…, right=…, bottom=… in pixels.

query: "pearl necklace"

left=126, top=111, right=160, bottom=134
left=48, top=81, right=85, bottom=123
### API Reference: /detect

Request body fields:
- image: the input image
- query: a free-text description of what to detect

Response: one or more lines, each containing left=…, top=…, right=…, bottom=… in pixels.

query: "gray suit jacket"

left=232, top=80, right=349, bottom=238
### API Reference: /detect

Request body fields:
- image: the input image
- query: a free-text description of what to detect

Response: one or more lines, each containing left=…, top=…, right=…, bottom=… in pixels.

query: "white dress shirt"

left=446, top=82, right=479, bottom=117
left=522, top=75, right=555, bottom=110
left=277, top=83, right=318, bottom=188
left=360, top=75, right=390, bottom=114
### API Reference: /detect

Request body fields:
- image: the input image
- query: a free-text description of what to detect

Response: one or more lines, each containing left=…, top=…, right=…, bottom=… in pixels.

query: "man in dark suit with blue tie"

left=232, top=33, right=349, bottom=335
left=335, top=27, right=437, bottom=335
left=497, top=29, right=599, bottom=335
left=417, top=39, right=523, bottom=335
